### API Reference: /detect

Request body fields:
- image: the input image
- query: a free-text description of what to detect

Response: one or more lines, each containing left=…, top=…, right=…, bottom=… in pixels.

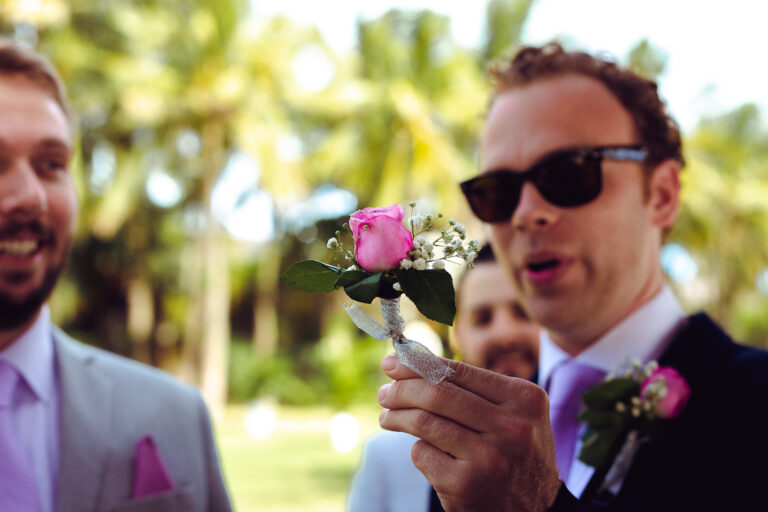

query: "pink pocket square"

left=131, top=435, right=177, bottom=499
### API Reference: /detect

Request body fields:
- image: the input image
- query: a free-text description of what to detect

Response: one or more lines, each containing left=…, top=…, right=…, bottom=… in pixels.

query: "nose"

left=0, top=159, right=46, bottom=219
left=511, top=181, right=558, bottom=231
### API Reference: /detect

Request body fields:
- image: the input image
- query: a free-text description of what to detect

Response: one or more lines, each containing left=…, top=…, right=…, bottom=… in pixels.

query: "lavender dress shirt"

left=0, top=306, right=60, bottom=512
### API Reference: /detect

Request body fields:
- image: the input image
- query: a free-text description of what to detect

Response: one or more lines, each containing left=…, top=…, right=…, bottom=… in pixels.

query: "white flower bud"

left=465, top=251, right=477, bottom=263
left=347, top=265, right=358, bottom=271
left=411, top=249, right=422, bottom=259
left=416, top=235, right=426, bottom=245
left=423, top=242, right=433, bottom=252
left=413, top=258, right=426, bottom=271
left=454, top=223, right=466, bottom=236
left=409, top=201, right=416, bottom=207
left=393, top=282, right=402, bottom=292
left=615, top=402, right=627, bottom=413
left=431, top=260, right=446, bottom=270
left=412, top=216, right=425, bottom=233
left=469, top=239, right=480, bottom=251
left=400, top=258, right=413, bottom=270
left=327, top=238, right=338, bottom=249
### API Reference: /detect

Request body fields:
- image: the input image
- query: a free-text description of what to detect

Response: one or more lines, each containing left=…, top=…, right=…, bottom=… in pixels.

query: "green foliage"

left=483, top=0, right=536, bottom=61
left=228, top=315, right=389, bottom=408
left=578, top=377, right=641, bottom=468
left=333, top=269, right=370, bottom=287
left=279, top=260, right=342, bottom=293
left=582, top=377, right=641, bottom=409
left=342, top=273, right=384, bottom=303
left=394, top=269, right=456, bottom=325
left=579, top=427, right=624, bottom=469
left=228, top=341, right=320, bottom=405
left=626, top=39, right=667, bottom=81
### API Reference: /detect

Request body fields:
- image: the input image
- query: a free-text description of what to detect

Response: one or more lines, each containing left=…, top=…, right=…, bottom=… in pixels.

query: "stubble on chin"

left=0, top=240, right=71, bottom=331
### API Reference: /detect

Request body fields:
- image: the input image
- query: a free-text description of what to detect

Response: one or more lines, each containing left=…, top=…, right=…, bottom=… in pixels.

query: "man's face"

left=0, top=75, right=75, bottom=334
left=455, top=261, right=540, bottom=379
left=482, top=73, right=670, bottom=352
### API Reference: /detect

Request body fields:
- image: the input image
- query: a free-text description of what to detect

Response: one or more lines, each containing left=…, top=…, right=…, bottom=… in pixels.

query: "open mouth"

left=527, top=259, right=560, bottom=273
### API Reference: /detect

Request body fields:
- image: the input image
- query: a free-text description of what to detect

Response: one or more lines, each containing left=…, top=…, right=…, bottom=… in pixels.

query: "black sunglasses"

left=460, top=145, right=648, bottom=223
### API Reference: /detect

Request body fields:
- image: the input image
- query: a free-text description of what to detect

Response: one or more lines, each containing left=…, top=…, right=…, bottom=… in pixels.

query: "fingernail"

left=377, top=383, right=391, bottom=402
left=382, top=354, right=398, bottom=372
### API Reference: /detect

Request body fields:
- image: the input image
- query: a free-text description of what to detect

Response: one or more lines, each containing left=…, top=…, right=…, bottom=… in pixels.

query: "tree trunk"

left=253, top=242, right=280, bottom=355
left=198, top=120, right=231, bottom=415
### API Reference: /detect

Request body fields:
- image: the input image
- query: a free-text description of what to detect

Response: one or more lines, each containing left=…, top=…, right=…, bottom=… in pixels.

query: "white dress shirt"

left=0, top=306, right=60, bottom=512
left=538, top=286, right=685, bottom=497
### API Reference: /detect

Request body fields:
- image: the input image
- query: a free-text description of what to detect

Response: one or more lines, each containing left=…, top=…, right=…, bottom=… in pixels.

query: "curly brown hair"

left=490, top=43, right=684, bottom=170
left=0, top=38, right=72, bottom=125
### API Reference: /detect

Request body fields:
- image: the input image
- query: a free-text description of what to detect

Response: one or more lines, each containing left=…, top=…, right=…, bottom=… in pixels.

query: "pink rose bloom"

left=642, top=367, right=690, bottom=419
left=349, top=204, right=414, bottom=273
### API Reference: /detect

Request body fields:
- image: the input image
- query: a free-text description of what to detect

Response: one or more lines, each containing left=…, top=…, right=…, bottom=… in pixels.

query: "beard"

left=0, top=223, right=70, bottom=330
left=484, top=343, right=538, bottom=378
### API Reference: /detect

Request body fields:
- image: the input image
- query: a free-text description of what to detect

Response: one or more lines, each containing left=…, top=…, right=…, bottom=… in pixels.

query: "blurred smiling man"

left=0, top=39, right=231, bottom=512
left=0, top=50, right=75, bottom=340
left=453, top=244, right=539, bottom=379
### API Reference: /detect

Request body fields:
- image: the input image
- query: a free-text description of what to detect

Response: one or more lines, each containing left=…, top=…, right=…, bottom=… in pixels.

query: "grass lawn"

left=216, top=403, right=384, bottom=512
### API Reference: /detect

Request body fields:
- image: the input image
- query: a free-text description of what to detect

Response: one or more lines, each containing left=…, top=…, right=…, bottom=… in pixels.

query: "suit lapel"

left=579, top=313, right=734, bottom=506
left=53, top=329, right=114, bottom=512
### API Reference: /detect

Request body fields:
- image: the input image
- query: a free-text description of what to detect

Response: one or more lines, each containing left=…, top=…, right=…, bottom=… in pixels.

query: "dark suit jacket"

left=430, top=314, right=768, bottom=512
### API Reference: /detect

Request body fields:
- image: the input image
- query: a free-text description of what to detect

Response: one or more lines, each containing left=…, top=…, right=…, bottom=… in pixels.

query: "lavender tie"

left=548, top=360, right=605, bottom=481
left=0, top=361, right=41, bottom=511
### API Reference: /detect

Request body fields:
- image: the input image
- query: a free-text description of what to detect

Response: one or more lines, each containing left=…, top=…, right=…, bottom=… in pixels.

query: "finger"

left=379, top=378, right=498, bottom=433
left=379, top=407, right=478, bottom=459
left=384, top=353, right=545, bottom=408
left=381, top=353, right=420, bottom=379
left=409, top=439, right=461, bottom=492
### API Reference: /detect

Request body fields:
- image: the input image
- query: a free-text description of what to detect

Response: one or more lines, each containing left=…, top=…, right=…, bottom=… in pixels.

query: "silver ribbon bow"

left=344, top=297, right=454, bottom=385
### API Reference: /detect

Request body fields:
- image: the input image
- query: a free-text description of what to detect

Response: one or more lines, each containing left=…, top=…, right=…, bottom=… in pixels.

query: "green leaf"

left=334, top=270, right=370, bottom=288
left=582, top=378, right=640, bottom=409
left=579, top=428, right=623, bottom=469
left=578, top=409, right=628, bottom=431
left=279, top=260, right=342, bottom=293
left=344, top=273, right=384, bottom=303
left=393, top=269, right=455, bottom=325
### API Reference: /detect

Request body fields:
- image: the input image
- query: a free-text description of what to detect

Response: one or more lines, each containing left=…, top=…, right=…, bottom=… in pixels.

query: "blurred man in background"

left=452, top=244, right=539, bottom=380
left=0, top=39, right=231, bottom=511
left=347, top=244, right=540, bottom=511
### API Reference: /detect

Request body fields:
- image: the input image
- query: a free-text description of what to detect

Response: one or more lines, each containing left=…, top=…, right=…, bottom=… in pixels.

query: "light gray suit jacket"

left=53, top=328, right=232, bottom=512
left=347, top=431, right=430, bottom=512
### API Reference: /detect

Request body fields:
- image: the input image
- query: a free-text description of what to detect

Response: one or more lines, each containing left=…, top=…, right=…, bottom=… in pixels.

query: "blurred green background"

left=2, top=0, right=768, bottom=510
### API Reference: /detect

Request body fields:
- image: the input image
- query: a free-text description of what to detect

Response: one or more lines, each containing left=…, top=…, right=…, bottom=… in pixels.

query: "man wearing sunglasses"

left=377, top=43, right=768, bottom=511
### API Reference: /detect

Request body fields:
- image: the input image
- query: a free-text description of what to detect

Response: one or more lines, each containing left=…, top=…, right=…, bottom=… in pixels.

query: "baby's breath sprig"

left=326, top=227, right=357, bottom=269
left=401, top=202, right=479, bottom=271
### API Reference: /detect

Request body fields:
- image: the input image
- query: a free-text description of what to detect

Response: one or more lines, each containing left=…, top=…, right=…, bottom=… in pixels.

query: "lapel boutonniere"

left=578, top=360, right=691, bottom=491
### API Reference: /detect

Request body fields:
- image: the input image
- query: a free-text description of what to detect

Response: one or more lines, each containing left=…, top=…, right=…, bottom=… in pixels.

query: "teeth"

left=0, top=239, right=39, bottom=256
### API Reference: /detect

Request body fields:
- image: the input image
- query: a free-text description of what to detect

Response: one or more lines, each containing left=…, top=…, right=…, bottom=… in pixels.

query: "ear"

left=647, top=159, right=681, bottom=229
